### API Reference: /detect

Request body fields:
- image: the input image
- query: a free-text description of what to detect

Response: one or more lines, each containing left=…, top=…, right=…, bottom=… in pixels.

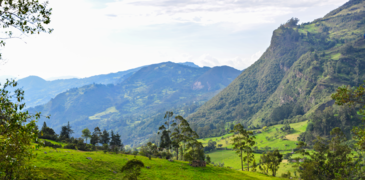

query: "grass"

left=206, top=150, right=298, bottom=177
left=29, top=146, right=285, bottom=180
left=200, top=121, right=309, bottom=178
left=89, top=106, right=118, bottom=120
left=331, top=53, right=342, bottom=60
left=41, top=139, right=66, bottom=146
left=199, top=121, right=308, bottom=150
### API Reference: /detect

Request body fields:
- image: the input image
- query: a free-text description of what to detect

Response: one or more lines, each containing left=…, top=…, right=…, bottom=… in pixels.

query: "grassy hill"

left=29, top=146, right=284, bottom=180
left=188, top=0, right=365, bottom=138
left=199, top=121, right=307, bottom=150
left=199, top=121, right=309, bottom=177
left=30, top=62, right=241, bottom=145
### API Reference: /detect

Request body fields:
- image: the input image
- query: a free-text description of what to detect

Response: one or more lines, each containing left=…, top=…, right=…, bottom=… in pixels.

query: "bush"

left=43, top=141, right=62, bottom=149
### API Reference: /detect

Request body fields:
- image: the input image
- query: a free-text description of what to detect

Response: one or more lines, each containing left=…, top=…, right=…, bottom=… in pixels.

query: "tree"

left=262, top=126, right=268, bottom=132
left=139, top=142, right=155, bottom=158
left=296, top=128, right=353, bottom=179
left=0, top=80, right=45, bottom=179
left=103, top=144, right=109, bottom=153
left=100, top=129, right=110, bottom=145
left=110, top=131, right=123, bottom=151
left=184, top=140, right=205, bottom=162
left=332, top=81, right=365, bottom=149
left=158, top=111, right=175, bottom=151
left=110, top=130, right=115, bottom=147
left=268, top=150, right=283, bottom=177
left=90, top=127, right=101, bottom=146
left=121, top=159, right=144, bottom=180
left=331, top=81, right=365, bottom=178
left=206, top=155, right=211, bottom=164
left=66, top=121, right=74, bottom=138
left=82, top=128, right=91, bottom=144
left=115, top=133, right=124, bottom=150
left=252, top=159, right=257, bottom=172
left=259, top=152, right=269, bottom=174
left=41, top=121, right=48, bottom=133
left=204, top=140, right=217, bottom=152
left=230, top=123, right=256, bottom=171
left=0, top=0, right=52, bottom=61
left=259, top=150, right=282, bottom=176
left=60, top=121, right=74, bottom=139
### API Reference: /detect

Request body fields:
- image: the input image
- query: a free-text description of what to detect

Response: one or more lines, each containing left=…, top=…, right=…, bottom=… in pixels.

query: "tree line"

left=39, top=121, right=123, bottom=152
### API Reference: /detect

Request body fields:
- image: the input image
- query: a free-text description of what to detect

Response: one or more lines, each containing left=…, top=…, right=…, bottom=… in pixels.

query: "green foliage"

left=121, top=159, right=144, bottom=180
left=204, top=139, right=217, bottom=152
left=206, top=155, right=211, bottom=164
left=100, top=129, right=110, bottom=145
left=230, top=124, right=256, bottom=171
left=0, top=80, right=43, bottom=179
left=298, top=105, right=362, bottom=145
left=103, top=144, right=109, bottom=154
left=259, top=150, right=283, bottom=177
left=110, top=130, right=123, bottom=150
left=39, top=122, right=58, bottom=141
left=296, top=128, right=354, bottom=179
left=60, top=121, right=74, bottom=139
left=82, top=128, right=91, bottom=144
left=0, top=0, right=52, bottom=60
left=90, top=127, right=101, bottom=146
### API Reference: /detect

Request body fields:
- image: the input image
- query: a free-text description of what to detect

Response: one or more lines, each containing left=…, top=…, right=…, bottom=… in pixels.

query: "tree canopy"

left=0, top=80, right=44, bottom=179
left=0, top=0, right=53, bottom=60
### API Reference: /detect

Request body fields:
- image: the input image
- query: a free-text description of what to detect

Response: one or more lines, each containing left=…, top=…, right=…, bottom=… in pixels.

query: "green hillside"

left=30, top=62, right=241, bottom=145
left=188, top=0, right=365, bottom=138
left=199, top=121, right=309, bottom=177
left=29, top=146, right=284, bottom=180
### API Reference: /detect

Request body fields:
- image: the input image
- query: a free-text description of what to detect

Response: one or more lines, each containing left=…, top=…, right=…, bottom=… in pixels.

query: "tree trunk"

left=241, top=150, right=243, bottom=171
left=247, top=153, right=250, bottom=171
left=176, top=147, right=179, bottom=160
left=183, top=143, right=186, bottom=161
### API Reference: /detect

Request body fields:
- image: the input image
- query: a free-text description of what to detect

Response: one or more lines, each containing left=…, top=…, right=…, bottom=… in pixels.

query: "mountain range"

left=16, top=62, right=199, bottom=108
left=29, top=62, right=241, bottom=145
left=23, top=0, right=365, bottom=146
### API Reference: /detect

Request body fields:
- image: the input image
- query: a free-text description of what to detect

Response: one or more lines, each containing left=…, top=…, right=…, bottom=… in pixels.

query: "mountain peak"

left=177, top=62, right=200, bottom=68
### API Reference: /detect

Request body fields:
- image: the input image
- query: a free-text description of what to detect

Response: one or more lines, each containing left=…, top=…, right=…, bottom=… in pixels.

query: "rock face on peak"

left=188, top=0, right=365, bottom=138
left=30, top=62, right=241, bottom=144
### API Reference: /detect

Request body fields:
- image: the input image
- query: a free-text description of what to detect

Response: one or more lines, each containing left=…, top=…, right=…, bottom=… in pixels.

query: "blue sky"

left=0, top=0, right=348, bottom=81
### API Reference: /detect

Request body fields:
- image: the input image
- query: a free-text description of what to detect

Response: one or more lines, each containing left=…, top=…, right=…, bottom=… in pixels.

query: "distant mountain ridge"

left=30, top=62, right=240, bottom=145
left=17, top=62, right=200, bottom=108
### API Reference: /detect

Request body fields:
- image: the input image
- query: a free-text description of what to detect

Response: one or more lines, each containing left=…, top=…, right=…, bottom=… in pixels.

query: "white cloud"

left=98, top=0, right=347, bottom=31
left=0, top=0, right=349, bottom=79
left=176, top=51, right=263, bottom=70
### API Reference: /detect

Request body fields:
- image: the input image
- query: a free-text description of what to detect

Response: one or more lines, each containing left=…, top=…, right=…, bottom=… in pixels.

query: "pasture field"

left=29, top=146, right=285, bottom=180
left=206, top=150, right=299, bottom=177
left=200, top=121, right=309, bottom=178
left=199, top=121, right=308, bottom=150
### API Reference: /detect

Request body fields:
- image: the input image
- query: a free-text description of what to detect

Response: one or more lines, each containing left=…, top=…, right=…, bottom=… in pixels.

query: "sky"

left=0, top=0, right=349, bottom=81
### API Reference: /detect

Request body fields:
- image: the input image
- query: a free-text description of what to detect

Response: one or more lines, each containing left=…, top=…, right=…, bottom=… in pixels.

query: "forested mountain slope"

left=30, top=62, right=241, bottom=145
left=188, top=0, right=365, bottom=138
left=17, top=62, right=200, bottom=108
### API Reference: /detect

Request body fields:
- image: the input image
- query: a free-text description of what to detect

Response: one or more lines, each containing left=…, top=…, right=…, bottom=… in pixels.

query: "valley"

left=2, top=0, right=365, bottom=179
